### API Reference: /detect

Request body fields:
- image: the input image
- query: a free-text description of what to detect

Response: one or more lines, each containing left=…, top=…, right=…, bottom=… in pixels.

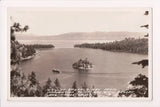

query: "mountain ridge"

left=16, top=31, right=146, bottom=40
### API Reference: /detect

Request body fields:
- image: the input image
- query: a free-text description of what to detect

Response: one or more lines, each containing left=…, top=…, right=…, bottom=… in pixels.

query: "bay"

left=20, top=45, right=148, bottom=90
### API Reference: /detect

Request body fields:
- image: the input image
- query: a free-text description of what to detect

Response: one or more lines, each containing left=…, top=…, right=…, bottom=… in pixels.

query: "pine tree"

left=42, top=78, right=53, bottom=96
left=54, top=78, right=61, bottom=89
left=28, top=71, right=37, bottom=86
left=70, top=81, right=78, bottom=97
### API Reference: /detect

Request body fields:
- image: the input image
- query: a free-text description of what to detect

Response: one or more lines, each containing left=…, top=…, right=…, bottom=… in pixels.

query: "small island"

left=72, top=58, right=93, bottom=70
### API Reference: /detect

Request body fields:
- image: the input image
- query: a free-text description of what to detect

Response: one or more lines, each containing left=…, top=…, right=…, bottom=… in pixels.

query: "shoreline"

left=74, top=47, right=148, bottom=55
left=21, top=53, right=36, bottom=61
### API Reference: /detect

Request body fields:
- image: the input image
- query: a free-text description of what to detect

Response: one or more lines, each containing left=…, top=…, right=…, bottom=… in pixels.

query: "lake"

left=19, top=42, right=148, bottom=91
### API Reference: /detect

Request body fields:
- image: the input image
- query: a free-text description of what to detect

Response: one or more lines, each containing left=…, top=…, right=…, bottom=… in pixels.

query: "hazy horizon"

left=16, top=31, right=146, bottom=37
left=16, top=31, right=145, bottom=41
left=8, top=7, right=151, bottom=36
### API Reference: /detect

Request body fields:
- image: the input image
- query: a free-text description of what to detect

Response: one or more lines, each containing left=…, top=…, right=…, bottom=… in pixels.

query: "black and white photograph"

left=8, top=7, right=152, bottom=99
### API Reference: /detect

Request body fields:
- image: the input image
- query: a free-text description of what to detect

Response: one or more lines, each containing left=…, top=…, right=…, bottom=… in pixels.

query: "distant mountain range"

left=16, top=31, right=146, bottom=41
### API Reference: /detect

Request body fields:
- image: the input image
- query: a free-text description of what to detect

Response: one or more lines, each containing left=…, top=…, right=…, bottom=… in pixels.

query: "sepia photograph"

left=8, top=7, right=152, bottom=100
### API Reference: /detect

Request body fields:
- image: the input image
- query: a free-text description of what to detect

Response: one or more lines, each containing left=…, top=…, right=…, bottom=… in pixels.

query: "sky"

left=8, top=7, right=151, bottom=36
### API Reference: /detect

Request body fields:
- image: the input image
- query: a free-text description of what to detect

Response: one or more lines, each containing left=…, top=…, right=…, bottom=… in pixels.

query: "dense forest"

left=11, top=71, right=98, bottom=97
left=25, top=44, right=55, bottom=49
left=74, top=38, right=148, bottom=54
left=10, top=23, right=36, bottom=64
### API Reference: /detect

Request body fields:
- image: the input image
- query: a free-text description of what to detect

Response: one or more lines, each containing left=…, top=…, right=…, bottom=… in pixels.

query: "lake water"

left=19, top=41, right=148, bottom=91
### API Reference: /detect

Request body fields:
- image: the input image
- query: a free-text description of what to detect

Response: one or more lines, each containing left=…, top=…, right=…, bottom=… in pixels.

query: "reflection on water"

left=20, top=48, right=148, bottom=90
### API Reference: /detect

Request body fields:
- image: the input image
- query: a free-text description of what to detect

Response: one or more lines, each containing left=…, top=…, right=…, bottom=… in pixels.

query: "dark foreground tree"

left=118, top=74, right=148, bottom=97
left=54, top=78, right=61, bottom=89
left=42, top=78, right=53, bottom=96
left=11, top=22, right=29, bottom=41
left=70, top=81, right=78, bottom=97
